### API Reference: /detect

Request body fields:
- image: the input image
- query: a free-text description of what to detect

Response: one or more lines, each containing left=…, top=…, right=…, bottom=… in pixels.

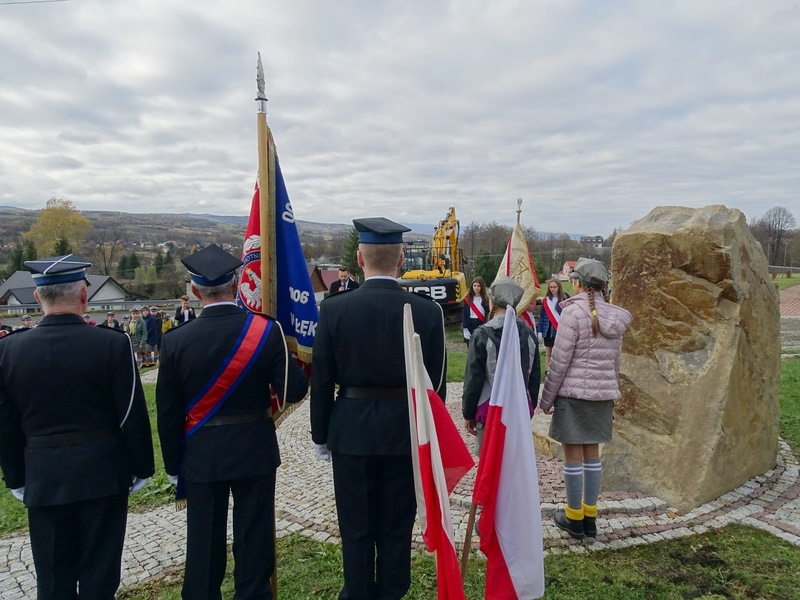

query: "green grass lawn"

left=774, top=274, right=800, bottom=292
left=779, top=357, right=800, bottom=454
left=117, top=524, right=800, bottom=599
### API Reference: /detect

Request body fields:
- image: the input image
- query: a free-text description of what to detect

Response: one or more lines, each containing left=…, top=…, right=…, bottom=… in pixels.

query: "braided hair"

left=584, top=282, right=610, bottom=337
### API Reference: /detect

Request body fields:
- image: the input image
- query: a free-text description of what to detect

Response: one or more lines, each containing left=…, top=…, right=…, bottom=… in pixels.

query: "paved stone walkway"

left=1, top=384, right=798, bottom=598
left=2, top=287, right=799, bottom=597
left=779, top=279, right=800, bottom=317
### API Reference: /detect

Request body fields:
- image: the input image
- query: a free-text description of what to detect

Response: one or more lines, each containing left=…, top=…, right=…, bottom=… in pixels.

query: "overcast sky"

left=1, top=0, right=797, bottom=236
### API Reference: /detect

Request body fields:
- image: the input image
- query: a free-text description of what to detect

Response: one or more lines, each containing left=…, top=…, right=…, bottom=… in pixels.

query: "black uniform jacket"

left=311, top=278, right=446, bottom=455
left=0, top=314, right=154, bottom=507
left=156, top=304, right=309, bottom=482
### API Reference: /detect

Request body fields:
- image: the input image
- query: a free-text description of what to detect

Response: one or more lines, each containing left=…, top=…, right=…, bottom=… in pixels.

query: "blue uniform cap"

left=181, top=244, right=243, bottom=287
left=353, top=217, right=411, bottom=244
left=25, top=254, right=92, bottom=286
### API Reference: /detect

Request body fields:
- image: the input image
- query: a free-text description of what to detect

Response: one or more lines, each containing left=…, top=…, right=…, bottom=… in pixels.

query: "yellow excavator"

left=398, top=206, right=468, bottom=323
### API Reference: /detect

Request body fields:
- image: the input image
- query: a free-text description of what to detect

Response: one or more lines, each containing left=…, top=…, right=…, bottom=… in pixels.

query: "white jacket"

left=539, top=292, right=632, bottom=410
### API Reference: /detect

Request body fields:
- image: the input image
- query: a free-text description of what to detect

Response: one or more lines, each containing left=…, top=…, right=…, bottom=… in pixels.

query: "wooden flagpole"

left=460, top=501, right=479, bottom=582
left=255, top=53, right=274, bottom=317
left=255, top=52, right=278, bottom=599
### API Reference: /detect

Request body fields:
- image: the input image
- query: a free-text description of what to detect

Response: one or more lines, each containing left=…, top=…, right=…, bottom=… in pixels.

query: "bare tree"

left=86, top=221, right=126, bottom=276
left=753, top=207, right=797, bottom=265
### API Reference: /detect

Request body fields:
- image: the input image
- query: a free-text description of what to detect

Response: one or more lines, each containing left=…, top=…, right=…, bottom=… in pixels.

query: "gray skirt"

left=548, top=396, right=614, bottom=444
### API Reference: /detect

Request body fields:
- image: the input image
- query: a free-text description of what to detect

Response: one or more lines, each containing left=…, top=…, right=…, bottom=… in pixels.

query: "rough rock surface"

left=603, top=205, right=780, bottom=512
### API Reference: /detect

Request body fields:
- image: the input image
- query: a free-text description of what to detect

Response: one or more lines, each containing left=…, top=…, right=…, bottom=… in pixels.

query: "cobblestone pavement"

left=1, top=386, right=798, bottom=597
left=2, top=292, right=800, bottom=596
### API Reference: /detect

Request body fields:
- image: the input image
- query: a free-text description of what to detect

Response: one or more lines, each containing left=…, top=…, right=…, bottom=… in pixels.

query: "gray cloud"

left=0, top=0, right=798, bottom=236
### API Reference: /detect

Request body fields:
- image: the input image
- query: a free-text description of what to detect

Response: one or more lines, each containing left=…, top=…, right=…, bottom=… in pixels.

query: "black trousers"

left=27, top=492, right=129, bottom=600
left=332, top=453, right=416, bottom=600
left=182, top=473, right=276, bottom=600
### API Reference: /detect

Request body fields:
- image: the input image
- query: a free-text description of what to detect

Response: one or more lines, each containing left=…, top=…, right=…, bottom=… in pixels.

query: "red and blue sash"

left=183, top=314, right=273, bottom=438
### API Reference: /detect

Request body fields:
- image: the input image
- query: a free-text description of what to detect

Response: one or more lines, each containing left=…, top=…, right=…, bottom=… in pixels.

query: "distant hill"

left=0, top=207, right=355, bottom=250
left=0, top=206, right=584, bottom=256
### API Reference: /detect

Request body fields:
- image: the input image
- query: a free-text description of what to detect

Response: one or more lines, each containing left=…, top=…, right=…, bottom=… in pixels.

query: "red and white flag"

left=403, top=305, right=474, bottom=600
left=472, top=309, right=545, bottom=599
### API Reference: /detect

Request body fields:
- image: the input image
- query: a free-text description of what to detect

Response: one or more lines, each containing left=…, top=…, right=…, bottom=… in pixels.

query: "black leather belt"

left=27, top=428, right=113, bottom=449
left=204, top=410, right=271, bottom=427
left=340, top=386, right=407, bottom=400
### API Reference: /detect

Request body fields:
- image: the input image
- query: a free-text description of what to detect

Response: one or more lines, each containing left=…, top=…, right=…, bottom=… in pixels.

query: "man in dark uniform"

left=311, top=217, right=447, bottom=600
left=156, top=244, right=309, bottom=600
left=0, top=254, right=155, bottom=600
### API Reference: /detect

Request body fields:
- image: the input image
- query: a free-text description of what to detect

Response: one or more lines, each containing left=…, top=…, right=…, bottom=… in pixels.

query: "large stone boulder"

left=603, top=205, right=780, bottom=512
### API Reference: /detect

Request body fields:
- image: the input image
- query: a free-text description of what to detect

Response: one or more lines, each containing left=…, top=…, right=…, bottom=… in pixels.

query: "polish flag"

left=403, top=305, right=474, bottom=600
left=472, top=309, right=545, bottom=599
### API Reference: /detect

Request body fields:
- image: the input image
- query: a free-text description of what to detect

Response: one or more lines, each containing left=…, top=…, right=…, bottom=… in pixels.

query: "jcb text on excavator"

left=397, top=207, right=467, bottom=324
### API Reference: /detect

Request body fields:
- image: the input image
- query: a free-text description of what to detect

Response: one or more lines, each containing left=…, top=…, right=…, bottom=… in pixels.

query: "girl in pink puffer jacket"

left=540, top=258, right=632, bottom=540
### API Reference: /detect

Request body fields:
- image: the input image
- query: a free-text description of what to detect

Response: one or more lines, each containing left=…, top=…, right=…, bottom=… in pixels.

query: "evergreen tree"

left=116, top=253, right=140, bottom=279
left=474, top=249, right=500, bottom=286
left=341, top=227, right=362, bottom=280
left=153, top=251, right=166, bottom=275
left=54, top=238, right=71, bottom=255
left=128, top=252, right=141, bottom=271
left=23, top=240, right=37, bottom=262
left=8, top=243, right=24, bottom=273
left=117, top=254, right=129, bottom=279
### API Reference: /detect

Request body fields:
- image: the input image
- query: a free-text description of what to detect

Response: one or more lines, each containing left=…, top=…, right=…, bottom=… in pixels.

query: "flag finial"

left=255, top=52, right=268, bottom=112
left=516, top=197, right=523, bottom=224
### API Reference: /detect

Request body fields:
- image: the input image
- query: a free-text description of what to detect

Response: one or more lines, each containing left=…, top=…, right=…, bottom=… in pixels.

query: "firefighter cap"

left=25, top=254, right=92, bottom=286
left=353, top=217, right=410, bottom=245
left=181, top=244, right=242, bottom=287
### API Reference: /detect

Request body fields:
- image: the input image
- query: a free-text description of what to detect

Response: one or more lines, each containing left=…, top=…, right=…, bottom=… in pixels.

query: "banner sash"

left=465, top=297, right=487, bottom=323
left=184, top=314, right=273, bottom=438
left=542, top=296, right=560, bottom=331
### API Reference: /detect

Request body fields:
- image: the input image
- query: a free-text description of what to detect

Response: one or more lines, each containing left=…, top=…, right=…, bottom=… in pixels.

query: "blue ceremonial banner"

left=239, top=155, right=318, bottom=365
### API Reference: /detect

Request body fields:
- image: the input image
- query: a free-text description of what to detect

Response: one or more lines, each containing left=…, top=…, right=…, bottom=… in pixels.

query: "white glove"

left=129, top=477, right=150, bottom=495
left=11, top=487, right=24, bottom=502
left=463, top=328, right=471, bottom=340
left=314, top=443, right=332, bottom=462
left=167, top=474, right=179, bottom=486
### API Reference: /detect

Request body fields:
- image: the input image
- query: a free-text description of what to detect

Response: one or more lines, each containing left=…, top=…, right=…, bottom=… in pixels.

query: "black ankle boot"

left=583, top=516, right=597, bottom=537
left=554, top=510, right=584, bottom=539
